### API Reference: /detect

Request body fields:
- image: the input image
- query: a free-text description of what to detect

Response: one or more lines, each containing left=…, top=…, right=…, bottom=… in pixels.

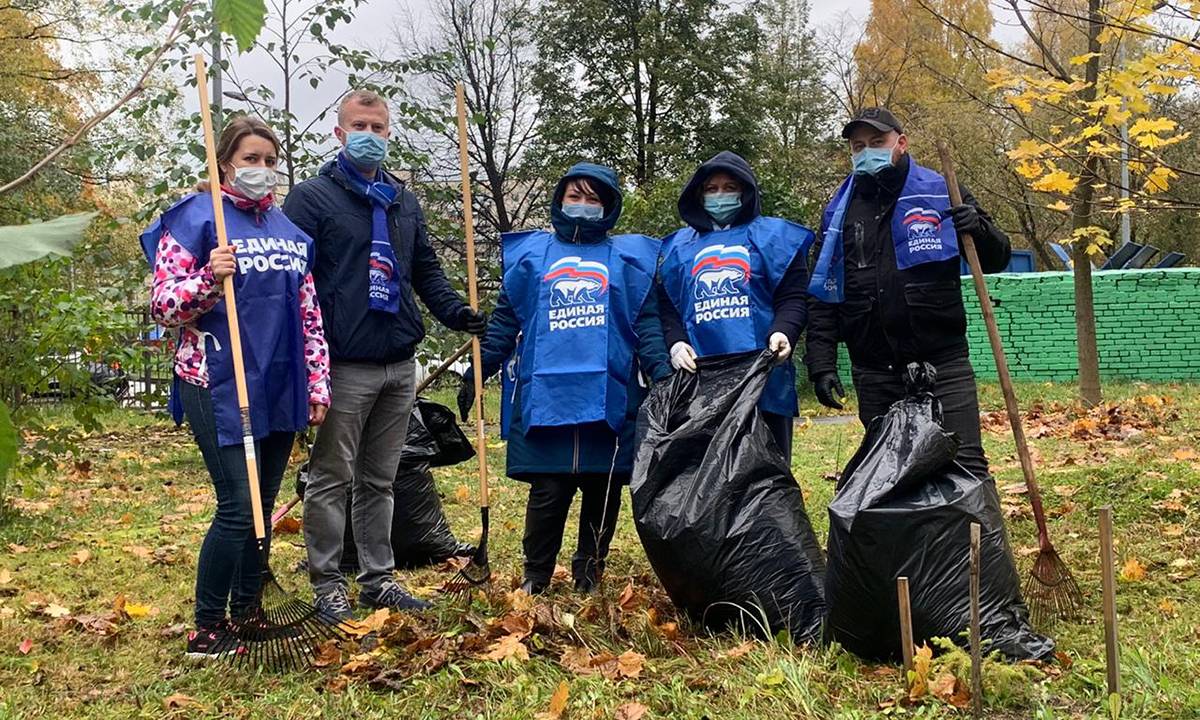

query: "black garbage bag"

left=825, top=363, right=1054, bottom=661
left=293, top=400, right=474, bottom=571
left=631, top=350, right=826, bottom=643
left=405, top=398, right=475, bottom=468
left=340, top=460, right=473, bottom=572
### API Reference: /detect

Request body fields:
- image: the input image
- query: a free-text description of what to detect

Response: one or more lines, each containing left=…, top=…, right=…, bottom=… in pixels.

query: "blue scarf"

left=337, top=152, right=400, bottom=314
left=809, top=160, right=957, bottom=304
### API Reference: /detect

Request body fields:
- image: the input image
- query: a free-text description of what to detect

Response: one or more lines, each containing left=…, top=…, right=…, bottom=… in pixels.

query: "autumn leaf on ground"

left=0, top=568, right=12, bottom=585
left=454, top=485, right=470, bottom=504
left=535, top=681, right=569, bottom=720
left=929, top=672, right=971, bottom=709
left=615, top=702, right=649, bottom=720
left=272, top=516, right=301, bottom=534
left=122, top=545, right=153, bottom=562
left=43, top=603, right=71, bottom=619
left=561, top=646, right=594, bottom=674
left=617, top=650, right=645, bottom=678
left=1172, top=448, right=1198, bottom=461
left=1120, top=557, right=1147, bottom=582
left=721, top=641, right=757, bottom=659
left=313, top=639, right=342, bottom=668
left=481, top=633, right=529, bottom=663
left=18, top=638, right=33, bottom=655
left=1159, top=598, right=1178, bottom=617
left=162, top=693, right=203, bottom=710
left=908, top=644, right=933, bottom=700
left=124, top=602, right=154, bottom=619
left=69, top=549, right=91, bottom=566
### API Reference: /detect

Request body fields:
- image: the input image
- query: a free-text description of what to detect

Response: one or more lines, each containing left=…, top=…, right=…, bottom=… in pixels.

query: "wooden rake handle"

left=936, top=142, right=1050, bottom=545
left=455, top=82, right=489, bottom=509
left=195, top=53, right=268, bottom=543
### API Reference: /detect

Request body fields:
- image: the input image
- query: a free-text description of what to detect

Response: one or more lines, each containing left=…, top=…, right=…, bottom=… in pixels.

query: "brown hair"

left=195, top=115, right=282, bottom=191
left=338, top=89, right=390, bottom=125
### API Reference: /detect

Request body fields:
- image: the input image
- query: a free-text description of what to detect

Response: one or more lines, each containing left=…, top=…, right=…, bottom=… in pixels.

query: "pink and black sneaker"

left=185, top=620, right=247, bottom=660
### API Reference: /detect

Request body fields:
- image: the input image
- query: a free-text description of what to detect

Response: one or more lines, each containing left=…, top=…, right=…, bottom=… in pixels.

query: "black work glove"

left=459, top=306, right=488, bottom=336
left=813, top=372, right=846, bottom=410
left=948, top=204, right=981, bottom=237
left=457, top=369, right=476, bottom=422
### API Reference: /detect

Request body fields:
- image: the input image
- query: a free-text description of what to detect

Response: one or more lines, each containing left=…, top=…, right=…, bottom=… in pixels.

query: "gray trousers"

left=304, top=359, right=415, bottom=594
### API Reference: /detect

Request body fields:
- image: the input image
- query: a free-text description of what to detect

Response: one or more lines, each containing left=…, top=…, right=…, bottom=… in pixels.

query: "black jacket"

left=282, top=160, right=469, bottom=364
left=804, top=154, right=1010, bottom=377
left=658, top=151, right=810, bottom=349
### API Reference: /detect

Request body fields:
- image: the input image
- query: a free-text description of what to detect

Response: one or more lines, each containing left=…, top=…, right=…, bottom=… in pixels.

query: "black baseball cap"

left=841, top=107, right=904, bottom=138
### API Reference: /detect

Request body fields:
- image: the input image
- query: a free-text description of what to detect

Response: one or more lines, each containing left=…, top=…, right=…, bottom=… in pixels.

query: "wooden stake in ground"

left=969, top=522, right=983, bottom=718
left=451, top=81, right=491, bottom=591
left=936, top=142, right=1082, bottom=626
left=1100, top=506, right=1120, bottom=697
left=897, top=576, right=914, bottom=674
left=194, top=52, right=342, bottom=670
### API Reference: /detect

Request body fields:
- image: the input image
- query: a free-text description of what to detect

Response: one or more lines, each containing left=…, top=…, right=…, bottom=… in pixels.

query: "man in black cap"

left=805, top=107, right=1011, bottom=480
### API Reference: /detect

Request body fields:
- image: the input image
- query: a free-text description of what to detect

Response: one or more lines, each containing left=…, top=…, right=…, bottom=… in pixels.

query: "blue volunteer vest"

left=816, top=160, right=958, bottom=296
left=139, top=193, right=314, bottom=447
left=500, top=230, right=660, bottom=433
left=659, top=216, right=814, bottom=417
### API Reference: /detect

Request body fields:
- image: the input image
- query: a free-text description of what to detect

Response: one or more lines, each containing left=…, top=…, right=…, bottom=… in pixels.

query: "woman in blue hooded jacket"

left=657, top=151, right=815, bottom=459
left=458, top=163, right=670, bottom=594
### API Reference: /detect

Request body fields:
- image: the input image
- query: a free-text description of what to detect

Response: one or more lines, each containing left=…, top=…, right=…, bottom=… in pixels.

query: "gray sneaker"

left=314, top=585, right=353, bottom=623
left=360, top=580, right=432, bottom=612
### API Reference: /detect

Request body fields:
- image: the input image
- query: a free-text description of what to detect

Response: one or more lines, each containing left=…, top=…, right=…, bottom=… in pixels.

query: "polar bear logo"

left=902, top=208, right=943, bottom=242
left=694, top=267, right=747, bottom=298
left=550, top=277, right=604, bottom=307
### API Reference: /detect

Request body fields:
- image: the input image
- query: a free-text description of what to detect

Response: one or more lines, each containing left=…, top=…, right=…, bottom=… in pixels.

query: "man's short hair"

left=338, top=90, right=390, bottom=124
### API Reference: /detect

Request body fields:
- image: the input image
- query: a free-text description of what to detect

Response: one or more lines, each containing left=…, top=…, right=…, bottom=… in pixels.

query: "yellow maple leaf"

left=908, top=643, right=933, bottom=699
left=1031, top=168, right=1079, bottom=195
left=1129, top=117, right=1177, bottom=137
left=1120, top=557, right=1147, bottom=582
left=481, top=633, right=530, bottom=663
left=536, top=681, right=569, bottom=720
left=1144, top=166, right=1177, bottom=194
left=1046, top=200, right=1071, bottom=212
left=124, top=602, right=154, bottom=619
left=1158, top=598, right=1178, bottom=617
left=1070, top=51, right=1101, bottom=66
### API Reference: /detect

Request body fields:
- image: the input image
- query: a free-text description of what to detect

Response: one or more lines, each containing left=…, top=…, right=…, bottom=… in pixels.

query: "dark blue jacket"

left=476, top=163, right=671, bottom=481
left=657, top=151, right=810, bottom=352
left=283, top=160, right=470, bottom=363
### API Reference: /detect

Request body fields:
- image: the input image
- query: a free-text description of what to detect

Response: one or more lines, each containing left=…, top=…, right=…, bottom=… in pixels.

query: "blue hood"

left=550, top=162, right=622, bottom=244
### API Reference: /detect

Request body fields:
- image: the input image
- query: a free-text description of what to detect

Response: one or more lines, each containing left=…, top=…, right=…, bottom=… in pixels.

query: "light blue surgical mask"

left=852, top=146, right=895, bottom=176
left=704, top=192, right=742, bottom=225
left=561, top=202, right=604, bottom=221
left=344, top=130, right=388, bottom=168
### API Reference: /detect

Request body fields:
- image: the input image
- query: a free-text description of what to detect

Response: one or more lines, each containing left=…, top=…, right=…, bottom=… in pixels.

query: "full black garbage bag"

left=631, top=351, right=826, bottom=643
left=293, top=399, right=474, bottom=571
left=825, top=363, right=1054, bottom=661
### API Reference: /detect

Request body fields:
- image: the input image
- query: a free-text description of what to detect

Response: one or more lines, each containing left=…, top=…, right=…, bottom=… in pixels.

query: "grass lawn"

left=1, top=378, right=1198, bottom=719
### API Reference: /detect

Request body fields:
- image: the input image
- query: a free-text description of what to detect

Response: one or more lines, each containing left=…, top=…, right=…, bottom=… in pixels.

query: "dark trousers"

left=523, top=475, right=624, bottom=585
left=762, top=411, right=794, bottom=464
left=851, top=355, right=990, bottom=480
left=179, top=381, right=293, bottom=627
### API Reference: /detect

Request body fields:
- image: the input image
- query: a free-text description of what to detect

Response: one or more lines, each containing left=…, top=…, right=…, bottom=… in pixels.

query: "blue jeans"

left=178, top=380, right=294, bottom=627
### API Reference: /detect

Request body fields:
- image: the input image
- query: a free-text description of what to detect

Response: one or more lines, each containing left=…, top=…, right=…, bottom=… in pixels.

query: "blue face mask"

left=561, top=202, right=604, bottom=221
left=852, top=146, right=895, bottom=176
left=344, top=130, right=388, bottom=168
left=704, top=192, right=742, bottom=225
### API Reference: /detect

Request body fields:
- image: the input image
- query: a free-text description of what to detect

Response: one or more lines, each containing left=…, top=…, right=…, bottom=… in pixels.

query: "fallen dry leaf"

left=123, top=602, right=154, bottom=619
left=615, top=702, right=649, bottom=720
left=0, top=568, right=12, bottom=585
left=617, top=649, right=645, bottom=678
left=536, top=681, right=569, bottom=720
left=1120, top=557, right=1147, bottom=582
left=8, top=544, right=29, bottom=554
left=162, top=693, right=203, bottom=710
left=272, top=516, right=302, bottom=534
left=481, top=633, right=529, bottom=663
left=69, top=549, right=91, bottom=566
left=1159, top=598, right=1179, bottom=617
left=122, top=545, right=154, bottom=562
left=454, top=485, right=471, bottom=504
left=43, top=603, right=71, bottom=619
left=18, top=638, right=33, bottom=655
left=313, top=639, right=342, bottom=668
left=560, top=646, right=594, bottom=674
left=1172, top=448, right=1198, bottom=461
left=721, top=641, right=757, bottom=659
left=908, top=644, right=933, bottom=700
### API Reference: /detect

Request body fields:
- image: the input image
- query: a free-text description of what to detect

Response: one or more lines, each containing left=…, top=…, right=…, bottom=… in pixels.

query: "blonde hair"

left=338, top=89, right=390, bottom=124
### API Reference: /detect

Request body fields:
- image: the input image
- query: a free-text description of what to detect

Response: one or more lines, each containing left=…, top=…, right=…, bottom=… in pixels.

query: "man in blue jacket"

left=283, top=90, right=486, bottom=619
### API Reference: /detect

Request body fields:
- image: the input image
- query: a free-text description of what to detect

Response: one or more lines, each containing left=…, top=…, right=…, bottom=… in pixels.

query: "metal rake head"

left=1024, top=548, right=1084, bottom=628
left=222, top=571, right=347, bottom=672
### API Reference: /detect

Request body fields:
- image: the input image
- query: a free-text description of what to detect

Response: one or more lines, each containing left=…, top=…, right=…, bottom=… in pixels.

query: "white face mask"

left=230, top=166, right=277, bottom=200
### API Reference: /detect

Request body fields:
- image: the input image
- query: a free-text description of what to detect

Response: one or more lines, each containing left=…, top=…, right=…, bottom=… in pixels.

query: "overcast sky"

left=214, top=0, right=1026, bottom=148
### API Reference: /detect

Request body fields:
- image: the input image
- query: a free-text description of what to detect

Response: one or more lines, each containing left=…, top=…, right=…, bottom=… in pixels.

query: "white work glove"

left=768, top=332, right=792, bottom=363
left=670, top=342, right=698, bottom=373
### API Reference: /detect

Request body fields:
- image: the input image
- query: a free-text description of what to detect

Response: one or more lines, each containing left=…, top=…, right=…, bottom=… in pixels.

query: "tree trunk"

left=1072, top=0, right=1104, bottom=406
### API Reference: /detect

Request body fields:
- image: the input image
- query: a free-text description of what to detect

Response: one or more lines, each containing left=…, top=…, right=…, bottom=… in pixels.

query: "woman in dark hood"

left=458, top=162, right=670, bottom=595
left=657, top=151, right=815, bottom=458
